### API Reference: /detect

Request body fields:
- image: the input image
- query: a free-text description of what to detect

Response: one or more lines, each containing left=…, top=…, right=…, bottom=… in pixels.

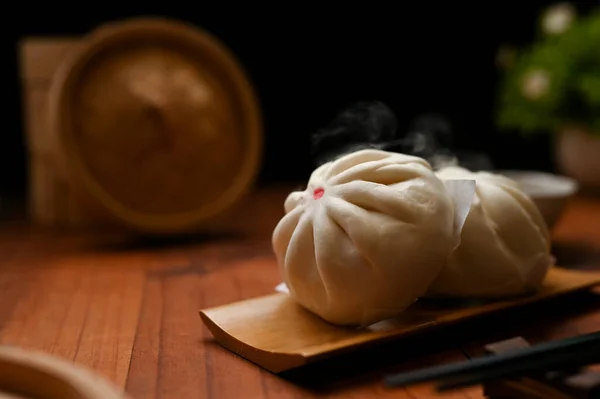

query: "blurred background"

left=3, top=1, right=599, bottom=232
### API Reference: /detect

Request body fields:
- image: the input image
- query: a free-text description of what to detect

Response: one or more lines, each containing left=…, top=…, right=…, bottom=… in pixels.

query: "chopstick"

left=383, top=330, right=600, bottom=389
left=436, top=345, right=600, bottom=391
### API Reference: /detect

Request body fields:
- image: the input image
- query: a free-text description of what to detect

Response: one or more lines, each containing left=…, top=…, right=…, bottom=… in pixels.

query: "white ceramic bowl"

left=494, top=170, right=579, bottom=229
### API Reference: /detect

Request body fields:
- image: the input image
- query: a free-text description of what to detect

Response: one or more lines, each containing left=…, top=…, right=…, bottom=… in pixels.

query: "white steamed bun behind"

left=427, top=166, right=553, bottom=298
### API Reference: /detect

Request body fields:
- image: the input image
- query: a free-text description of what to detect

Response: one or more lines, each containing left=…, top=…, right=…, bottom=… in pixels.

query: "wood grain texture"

left=0, top=191, right=599, bottom=399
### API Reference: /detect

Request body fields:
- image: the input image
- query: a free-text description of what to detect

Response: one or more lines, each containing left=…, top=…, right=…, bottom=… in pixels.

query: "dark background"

left=4, top=2, right=598, bottom=198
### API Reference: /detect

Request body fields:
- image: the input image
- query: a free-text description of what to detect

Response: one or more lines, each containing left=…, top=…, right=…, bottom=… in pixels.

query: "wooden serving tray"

left=200, top=267, right=600, bottom=373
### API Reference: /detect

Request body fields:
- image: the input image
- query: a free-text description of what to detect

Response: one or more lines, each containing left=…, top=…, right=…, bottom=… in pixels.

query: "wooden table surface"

left=0, top=188, right=599, bottom=399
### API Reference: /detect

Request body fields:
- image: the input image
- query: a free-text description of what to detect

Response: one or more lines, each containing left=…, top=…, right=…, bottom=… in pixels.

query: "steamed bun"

left=272, top=149, right=462, bottom=326
left=427, top=166, right=552, bottom=298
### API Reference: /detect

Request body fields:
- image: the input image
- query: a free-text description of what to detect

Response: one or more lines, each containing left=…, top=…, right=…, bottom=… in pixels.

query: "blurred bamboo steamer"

left=0, top=345, right=128, bottom=398
left=19, top=17, right=263, bottom=235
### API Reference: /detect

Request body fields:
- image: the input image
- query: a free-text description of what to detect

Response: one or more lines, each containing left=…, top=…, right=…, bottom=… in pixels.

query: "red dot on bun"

left=313, top=187, right=325, bottom=200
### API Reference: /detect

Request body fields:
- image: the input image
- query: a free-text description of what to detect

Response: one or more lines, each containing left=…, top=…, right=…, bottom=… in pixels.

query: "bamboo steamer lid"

left=0, top=346, right=128, bottom=398
left=48, top=18, right=262, bottom=233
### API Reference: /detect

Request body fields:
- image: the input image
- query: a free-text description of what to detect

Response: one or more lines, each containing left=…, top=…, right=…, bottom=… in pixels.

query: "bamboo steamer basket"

left=20, top=17, right=263, bottom=234
left=20, top=38, right=81, bottom=227
left=0, top=346, right=128, bottom=398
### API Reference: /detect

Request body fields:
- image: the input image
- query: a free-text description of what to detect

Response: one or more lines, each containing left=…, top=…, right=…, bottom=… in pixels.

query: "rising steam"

left=310, top=101, right=492, bottom=171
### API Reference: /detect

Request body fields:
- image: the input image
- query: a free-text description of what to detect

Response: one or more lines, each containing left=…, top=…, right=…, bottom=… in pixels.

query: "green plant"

left=495, top=3, right=600, bottom=137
